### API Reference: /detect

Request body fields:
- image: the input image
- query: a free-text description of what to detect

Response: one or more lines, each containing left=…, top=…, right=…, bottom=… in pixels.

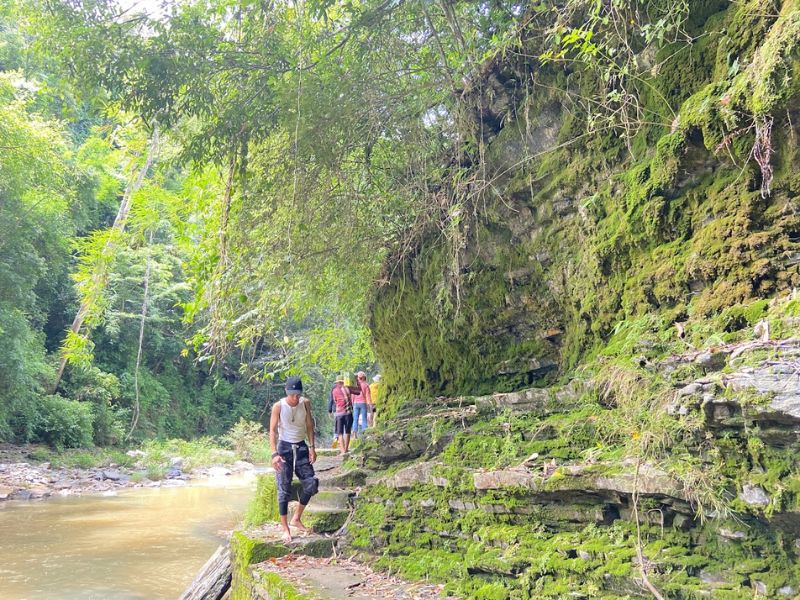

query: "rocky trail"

left=207, top=336, right=800, bottom=598
left=253, top=555, right=447, bottom=599
left=218, top=449, right=451, bottom=600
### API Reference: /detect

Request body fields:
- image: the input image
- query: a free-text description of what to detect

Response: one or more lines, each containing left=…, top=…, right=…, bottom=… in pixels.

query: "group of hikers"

left=327, top=371, right=381, bottom=455
left=267, top=372, right=381, bottom=543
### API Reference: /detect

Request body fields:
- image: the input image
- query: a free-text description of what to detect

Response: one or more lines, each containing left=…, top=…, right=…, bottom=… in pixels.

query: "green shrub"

left=28, top=447, right=51, bottom=462
left=146, top=464, right=168, bottom=480
left=34, top=395, right=94, bottom=450
left=90, top=402, right=128, bottom=447
left=62, top=451, right=100, bottom=469
left=60, top=366, right=126, bottom=446
left=107, top=449, right=135, bottom=467
left=222, top=418, right=268, bottom=461
left=0, top=307, right=54, bottom=443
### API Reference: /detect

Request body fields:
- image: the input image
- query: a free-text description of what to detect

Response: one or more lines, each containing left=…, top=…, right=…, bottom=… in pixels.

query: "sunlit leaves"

left=24, top=0, right=540, bottom=386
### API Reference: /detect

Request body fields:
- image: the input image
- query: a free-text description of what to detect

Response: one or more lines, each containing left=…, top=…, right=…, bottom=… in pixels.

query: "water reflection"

left=0, top=474, right=256, bottom=599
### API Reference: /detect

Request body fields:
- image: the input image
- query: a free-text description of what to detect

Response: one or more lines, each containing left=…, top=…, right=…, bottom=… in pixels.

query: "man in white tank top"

left=269, top=376, right=318, bottom=543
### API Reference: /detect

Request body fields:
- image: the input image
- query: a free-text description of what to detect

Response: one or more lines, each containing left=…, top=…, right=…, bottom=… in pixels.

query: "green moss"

left=256, top=571, right=313, bottom=600
left=377, top=548, right=465, bottom=581
left=243, top=474, right=279, bottom=527
left=304, top=510, right=347, bottom=533
left=230, top=530, right=289, bottom=600
left=362, top=4, right=800, bottom=598
left=231, top=530, right=286, bottom=568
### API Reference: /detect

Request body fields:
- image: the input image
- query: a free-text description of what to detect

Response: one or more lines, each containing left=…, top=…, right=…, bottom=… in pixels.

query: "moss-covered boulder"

left=229, top=527, right=336, bottom=600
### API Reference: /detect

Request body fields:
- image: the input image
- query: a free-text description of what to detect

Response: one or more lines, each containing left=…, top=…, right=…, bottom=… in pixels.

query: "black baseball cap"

left=285, top=376, right=303, bottom=394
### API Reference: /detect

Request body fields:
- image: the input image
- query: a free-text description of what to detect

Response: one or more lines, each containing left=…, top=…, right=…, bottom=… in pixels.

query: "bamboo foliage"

left=52, top=126, right=160, bottom=393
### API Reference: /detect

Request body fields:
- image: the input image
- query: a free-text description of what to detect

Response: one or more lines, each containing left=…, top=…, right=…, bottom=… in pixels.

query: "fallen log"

left=179, top=544, right=232, bottom=600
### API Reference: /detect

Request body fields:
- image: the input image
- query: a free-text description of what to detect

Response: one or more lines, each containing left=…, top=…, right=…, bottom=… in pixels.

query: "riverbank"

left=0, top=468, right=256, bottom=599
left=0, top=442, right=259, bottom=501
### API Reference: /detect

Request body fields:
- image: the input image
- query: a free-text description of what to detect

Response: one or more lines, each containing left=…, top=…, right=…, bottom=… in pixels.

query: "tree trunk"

left=126, top=228, right=154, bottom=441
left=51, top=127, right=160, bottom=394
left=178, top=545, right=232, bottom=600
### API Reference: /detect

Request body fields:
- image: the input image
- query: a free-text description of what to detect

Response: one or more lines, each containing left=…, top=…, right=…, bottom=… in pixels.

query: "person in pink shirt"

left=353, top=371, right=372, bottom=437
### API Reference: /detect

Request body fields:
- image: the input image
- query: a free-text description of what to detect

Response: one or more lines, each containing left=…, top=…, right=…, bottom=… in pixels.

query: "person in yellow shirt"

left=369, top=374, right=381, bottom=427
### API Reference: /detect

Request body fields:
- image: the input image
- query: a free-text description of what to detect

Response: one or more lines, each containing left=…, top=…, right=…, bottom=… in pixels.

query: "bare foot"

left=289, top=519, right=311, bottom=534
left=281, top=528, right=292, bottom=544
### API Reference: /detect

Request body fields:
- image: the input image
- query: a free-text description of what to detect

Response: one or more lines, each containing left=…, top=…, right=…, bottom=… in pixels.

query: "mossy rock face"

left=231, top=530, right=287, bottom=567
left=229, top=528, right=337, bottom=599
left=320, top=468, right=368, bottom=488
left=362, top=2, right=800, bottom=598
left=345, top=342, right=800, bottom=597
left=371, top=0, right=800, bottom=410
left=230, top=530, right=289, bottom=600
left=304, top=509, right=348, bottom=533
left=255, top=571, right=312, bottom=600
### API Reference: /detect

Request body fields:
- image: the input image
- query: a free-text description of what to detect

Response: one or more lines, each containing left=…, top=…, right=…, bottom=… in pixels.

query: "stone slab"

left=373, top=461, right=449, bottom=490
left=252, top=555, right=449, bottom=599
left=473, top=462, right=685, bottom=500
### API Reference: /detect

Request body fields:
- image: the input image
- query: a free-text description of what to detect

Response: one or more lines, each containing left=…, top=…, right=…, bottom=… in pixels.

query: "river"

left=0, top=473, right=257, bottom=599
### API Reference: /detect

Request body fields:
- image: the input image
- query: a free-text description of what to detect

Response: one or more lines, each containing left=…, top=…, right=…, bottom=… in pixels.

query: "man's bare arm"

left=270, top=402, right=281, bottom=452
left=305, top=398, right=316, bottom=463
left=269, top=403, right=285, bottom=471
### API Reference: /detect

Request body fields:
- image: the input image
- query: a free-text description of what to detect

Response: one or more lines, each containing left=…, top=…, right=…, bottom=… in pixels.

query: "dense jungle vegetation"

left=1, top=0, right=797, bottom=492
left=7, top=0, right=800, bottom=596
left=2, top=0, right=538, bottom=448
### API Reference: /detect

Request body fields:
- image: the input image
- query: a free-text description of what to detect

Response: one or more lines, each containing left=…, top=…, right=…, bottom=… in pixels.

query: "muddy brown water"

left=0, top=473, right=257, bottom=599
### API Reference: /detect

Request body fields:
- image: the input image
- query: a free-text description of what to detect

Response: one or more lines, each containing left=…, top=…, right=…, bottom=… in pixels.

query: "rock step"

left=232, top=525, right=336, bottom=561
left=251, top=555, right=448, bottom=599
left=290, top=489, right=352, bottom=533
left=315, top=447, right=340, bottom=457
left=192, top=453, right=367, bottom=599
left=319, top=467, right=368, bottom=488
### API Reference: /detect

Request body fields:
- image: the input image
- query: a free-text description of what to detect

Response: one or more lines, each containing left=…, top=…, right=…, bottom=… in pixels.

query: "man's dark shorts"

left=334, top=412, right=353, bottom=435
left=275, top=439, right=318, bottom=516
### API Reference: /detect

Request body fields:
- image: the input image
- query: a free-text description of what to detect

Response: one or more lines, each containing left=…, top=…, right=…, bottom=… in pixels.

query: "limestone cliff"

left=357, top=2, right=800, bottom=598
left=371, top=0, right=800, bottom=401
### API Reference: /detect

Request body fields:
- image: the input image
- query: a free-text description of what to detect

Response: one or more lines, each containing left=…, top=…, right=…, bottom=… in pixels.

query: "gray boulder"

left=740, top=484, right=771, bottom=508
left=101, top=469, right=126, bottom=482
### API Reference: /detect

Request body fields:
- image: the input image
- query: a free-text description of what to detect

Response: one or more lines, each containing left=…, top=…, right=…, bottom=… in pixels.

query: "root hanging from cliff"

left=753, top=116, right=774, bottom=199
left=633, top=459, right=665, bottom=600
